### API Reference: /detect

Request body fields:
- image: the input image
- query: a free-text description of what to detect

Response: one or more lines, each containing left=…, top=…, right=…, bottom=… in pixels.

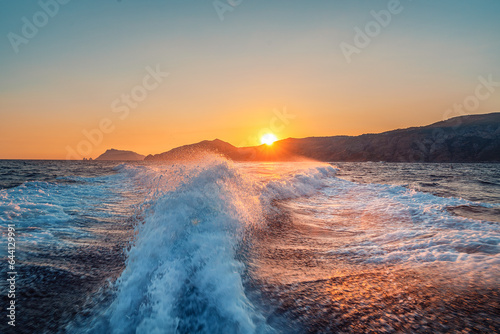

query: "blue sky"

left=1, top=0, right=499, bottom=158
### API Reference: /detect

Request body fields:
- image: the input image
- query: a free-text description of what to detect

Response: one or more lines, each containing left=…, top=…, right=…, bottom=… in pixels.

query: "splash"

left=79, top=157, right=337, bottom=334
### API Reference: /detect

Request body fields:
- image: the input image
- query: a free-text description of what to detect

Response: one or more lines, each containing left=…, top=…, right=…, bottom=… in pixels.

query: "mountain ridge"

left=119, top=112, right=500, bottom=162
left=95, top=149, right=145, bottom=161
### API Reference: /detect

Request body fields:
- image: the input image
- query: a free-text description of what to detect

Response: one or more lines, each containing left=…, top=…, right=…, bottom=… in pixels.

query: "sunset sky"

left=1, top=0, right=499, bottom=159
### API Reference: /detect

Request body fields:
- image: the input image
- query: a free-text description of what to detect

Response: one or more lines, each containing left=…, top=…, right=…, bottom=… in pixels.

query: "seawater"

left=0, top=158, right=498, bottom=333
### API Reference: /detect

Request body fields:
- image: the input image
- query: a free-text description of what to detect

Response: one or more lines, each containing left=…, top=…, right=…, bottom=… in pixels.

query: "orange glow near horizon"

left=1, top=2, right=499, bottom=159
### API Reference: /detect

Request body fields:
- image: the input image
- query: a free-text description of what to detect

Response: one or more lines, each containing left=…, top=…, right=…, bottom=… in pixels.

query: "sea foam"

left=83, top=157, right=336, bottom=334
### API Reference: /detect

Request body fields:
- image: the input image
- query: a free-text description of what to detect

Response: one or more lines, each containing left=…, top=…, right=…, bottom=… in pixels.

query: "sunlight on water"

left=1, top=158, right=498, bottom=333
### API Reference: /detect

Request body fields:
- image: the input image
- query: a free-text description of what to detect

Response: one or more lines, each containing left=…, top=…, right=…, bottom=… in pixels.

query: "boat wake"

left=74, top=156, right=336, bottom=334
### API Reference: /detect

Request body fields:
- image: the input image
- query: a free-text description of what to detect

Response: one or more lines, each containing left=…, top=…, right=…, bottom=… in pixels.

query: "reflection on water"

left=251, top=198, right=499, bottom=333
left=1, top=160, right=498, bottom=333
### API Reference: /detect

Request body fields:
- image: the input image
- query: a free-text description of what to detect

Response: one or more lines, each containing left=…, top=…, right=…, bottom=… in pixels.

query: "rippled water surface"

left=0, top=159, right=498, bottom=333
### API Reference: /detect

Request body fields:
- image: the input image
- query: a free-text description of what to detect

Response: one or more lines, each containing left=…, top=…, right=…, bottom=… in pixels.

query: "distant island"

left=104, top=113, right=500, bottom=163
left=95, top=149, right=145, bottom=161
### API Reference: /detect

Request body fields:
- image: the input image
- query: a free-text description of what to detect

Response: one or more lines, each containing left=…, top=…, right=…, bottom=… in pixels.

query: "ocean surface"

left=0, top=157, right=499, bottom=333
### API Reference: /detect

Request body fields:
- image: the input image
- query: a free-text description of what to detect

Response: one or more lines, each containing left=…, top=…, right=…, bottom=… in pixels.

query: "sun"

left=261, top=133, right=278, bottom=146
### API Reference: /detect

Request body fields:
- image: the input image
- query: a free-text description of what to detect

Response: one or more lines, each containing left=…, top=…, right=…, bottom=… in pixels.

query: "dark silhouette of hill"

left=272, top=112, right=500, bottom=162
left=143, top=139, right=286, bottom=161
left=95, top=149, right=145, bottom=161
left=143, top=112, right=500, bottom=162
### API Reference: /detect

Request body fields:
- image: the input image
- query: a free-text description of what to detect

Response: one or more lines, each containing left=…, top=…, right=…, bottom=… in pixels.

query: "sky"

left=0, top=0, right=499, bottom=159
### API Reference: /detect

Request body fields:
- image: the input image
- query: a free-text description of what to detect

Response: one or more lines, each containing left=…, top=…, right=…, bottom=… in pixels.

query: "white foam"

left=0, top=172, right=138, bottom=248
left=87, top=159, right=263, bottom=333
left=85, top=158, right=338, bottom=333
left=64, top=158, right=499, bottom=331
left=291, top=177, right=500, bottom=277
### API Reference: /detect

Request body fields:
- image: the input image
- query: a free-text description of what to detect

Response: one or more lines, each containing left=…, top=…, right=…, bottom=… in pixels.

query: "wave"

left=418, top=182, right=440, bottom=187
left=478, top=179, right=500, bottom=187
left=0, top=172, right=136, bottom=249
left=80, top=157, right=336, bottom=334
left=448, top=204, right=500, bottom=224
left=304, top=180, right=500, bottom=278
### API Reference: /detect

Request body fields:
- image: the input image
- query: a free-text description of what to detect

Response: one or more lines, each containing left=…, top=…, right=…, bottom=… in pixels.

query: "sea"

left=0, top=156, right=499, bottom=333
